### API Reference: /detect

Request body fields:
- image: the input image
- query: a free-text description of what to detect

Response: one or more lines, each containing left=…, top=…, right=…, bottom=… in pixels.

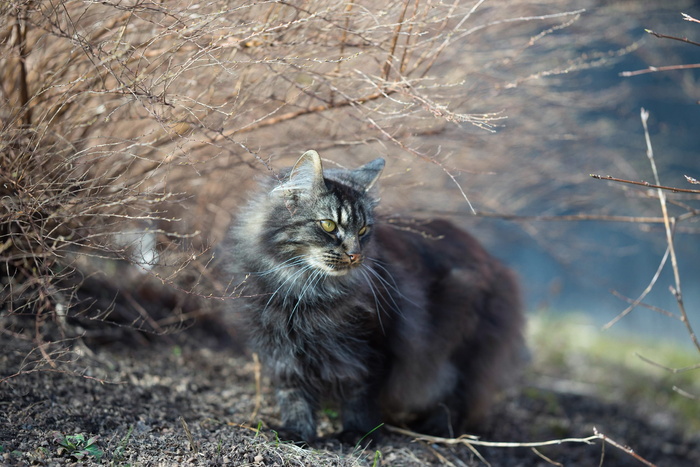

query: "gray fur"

left=224, top=150, right=524, bottom=442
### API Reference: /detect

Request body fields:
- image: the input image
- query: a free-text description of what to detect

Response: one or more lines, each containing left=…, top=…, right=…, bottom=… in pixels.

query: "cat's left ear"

left=353, top=158, right=385, bottom=192
left=283, top=149, right=326, bottom=193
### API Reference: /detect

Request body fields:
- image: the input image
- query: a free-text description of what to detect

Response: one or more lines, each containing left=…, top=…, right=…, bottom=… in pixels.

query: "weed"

left=0, top=446, right=22, bottom=458
left=52, top=432, right=103, bottom=462
left=111, top=425, right=134, bottom=464
left=254, top=420, right=264, bottom=439
left=355, top=423, right=384, bottom=450
left=371, top=449, right=382, bottom=467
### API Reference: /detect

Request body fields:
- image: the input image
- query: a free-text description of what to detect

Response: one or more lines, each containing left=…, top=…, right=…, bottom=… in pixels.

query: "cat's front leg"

left=339, top=382, right=382, bottom=446
left=275, top=385, right=317, bottom=442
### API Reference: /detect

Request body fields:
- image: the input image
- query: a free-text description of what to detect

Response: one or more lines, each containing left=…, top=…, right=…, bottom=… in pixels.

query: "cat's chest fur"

left=243, top=282, right=382, bottom=387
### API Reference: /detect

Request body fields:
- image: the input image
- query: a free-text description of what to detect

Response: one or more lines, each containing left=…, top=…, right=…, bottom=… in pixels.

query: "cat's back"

left=371, top=218, right=523, bottom=431
left=374, top=218, right=504, bottom=277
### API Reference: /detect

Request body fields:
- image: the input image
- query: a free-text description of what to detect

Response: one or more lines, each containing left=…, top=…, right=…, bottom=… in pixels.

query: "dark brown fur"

left=372, top=220, right=523, bottom=434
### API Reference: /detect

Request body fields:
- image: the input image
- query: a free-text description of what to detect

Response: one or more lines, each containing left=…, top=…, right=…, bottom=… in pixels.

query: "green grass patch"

left=528, top=312, right=700, bottom=431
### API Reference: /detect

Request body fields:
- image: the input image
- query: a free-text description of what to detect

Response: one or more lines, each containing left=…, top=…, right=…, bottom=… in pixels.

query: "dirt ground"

left=1, top=323, right=698, bottom=467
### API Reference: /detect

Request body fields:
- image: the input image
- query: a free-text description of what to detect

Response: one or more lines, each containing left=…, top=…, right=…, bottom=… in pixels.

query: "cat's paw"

left=268, top=423, right=316, bottom=446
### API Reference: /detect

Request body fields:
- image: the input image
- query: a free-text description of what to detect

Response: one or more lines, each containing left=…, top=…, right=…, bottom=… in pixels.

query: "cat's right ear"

left=354, top=158, right=385, bottom=192
left=275, top=150, right=326, bottom=196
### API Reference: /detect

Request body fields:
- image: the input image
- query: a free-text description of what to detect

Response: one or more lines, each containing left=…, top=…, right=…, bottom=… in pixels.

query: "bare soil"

left=1, top=326, right=698, bottom=467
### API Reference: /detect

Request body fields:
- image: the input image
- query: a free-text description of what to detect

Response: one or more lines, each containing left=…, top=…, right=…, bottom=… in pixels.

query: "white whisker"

left=264, top=261, right=315, bottom=312
left=257, top=255, right=308, bottom=276
left=358, top=268, right=387, bottom=334
left=288, top=267, right=326, bottom=324
left=366, top=258, right=421, bottom=309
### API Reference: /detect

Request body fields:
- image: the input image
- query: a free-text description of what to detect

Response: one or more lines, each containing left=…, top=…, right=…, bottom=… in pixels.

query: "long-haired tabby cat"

left=226, top=150, right=524, bottom=443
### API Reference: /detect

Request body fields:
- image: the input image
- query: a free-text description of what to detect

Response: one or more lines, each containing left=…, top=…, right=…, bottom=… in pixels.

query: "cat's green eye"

left=319, top=219, right=337, bottom=233
left=358, top=225, right=369, bottom=236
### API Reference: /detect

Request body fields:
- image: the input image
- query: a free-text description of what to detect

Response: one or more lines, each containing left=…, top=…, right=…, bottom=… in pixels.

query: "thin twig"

left=382, top=0, right=411, bottom=81
left=531, top=447, right=563, bottom=466
left=641, top=108, right=700, bottom=352
left=672, top=386, right=698, bottom=399
left=248, top=352, right=263, bottom=424
left=644, top=28, right=700, bottom=47
left=229, top=91, right=386, bottom=136
left=385, top=425, right=599, bottom=448
left=609, top=289, right=679, bottom=321
left=590, top=174, right=700, bottom=194
left=366, top=116, right=476, bottom=214
left=682, top=12, right=700, bottom=24
left=180, top=416, right=198, bottom=453
left=635, top=353, right=700, bottom=374
left=593, top=428, right=657, bottom=467
left=398, top=0, right=420, bottom=75
left=473, top=211, right=697, bottom=224
left=14, top=10, right=32, bottom=126
left=602, top=245, right=670, bottom=330
left=387, top=425, right=658, bottom=466
left=620, top=63, right=700, bottom=77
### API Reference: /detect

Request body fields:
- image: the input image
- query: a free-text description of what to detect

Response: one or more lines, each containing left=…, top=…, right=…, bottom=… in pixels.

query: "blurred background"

left=1, top=0, right=698, bottom=346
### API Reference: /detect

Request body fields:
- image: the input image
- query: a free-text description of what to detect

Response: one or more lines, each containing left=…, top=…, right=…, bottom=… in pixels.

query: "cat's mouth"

left=313, top=253, right=364, bottom=276
left=326, top=260, right=363, bottom=276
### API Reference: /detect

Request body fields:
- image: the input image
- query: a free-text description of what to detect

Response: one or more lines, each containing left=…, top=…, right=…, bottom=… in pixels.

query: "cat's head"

left=264, top=150, right=385, bottom=277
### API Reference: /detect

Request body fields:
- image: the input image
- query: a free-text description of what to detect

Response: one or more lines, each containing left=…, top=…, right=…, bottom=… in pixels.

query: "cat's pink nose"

left=347, top=253, right=362, bottom=264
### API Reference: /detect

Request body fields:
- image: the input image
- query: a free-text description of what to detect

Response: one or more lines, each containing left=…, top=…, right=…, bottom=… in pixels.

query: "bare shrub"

left=2, top=1, right=602, bottom=349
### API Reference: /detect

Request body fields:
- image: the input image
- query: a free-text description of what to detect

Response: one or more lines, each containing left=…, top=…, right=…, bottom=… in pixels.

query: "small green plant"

left=111, top=425, right=134, bottom=464
left=253, top=420, right=264, bottom=439
left=371, top=449, right=382, bottom=467
left=0, top=446, right=23, bottom=459
left=355, top=423, right=384, bottom=450
left=52, top=432, right=103, bottom=462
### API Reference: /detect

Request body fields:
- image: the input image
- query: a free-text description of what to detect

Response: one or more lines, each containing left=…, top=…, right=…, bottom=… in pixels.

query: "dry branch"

left=590, top=174, right=700, bottom=194
left=644, top=28, right=700, bottom=47
left=621, top=13, right=700, bottom=77
left=640, top=107, right=700, bottom=353
left=620, top=63, right=700, bottom=77
left=386, top=425, right=659, bottom=467
left=603, top=245, right=671, bottom=330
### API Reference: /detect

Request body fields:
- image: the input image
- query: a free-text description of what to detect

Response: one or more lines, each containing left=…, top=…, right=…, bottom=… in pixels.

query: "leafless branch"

left=644, top=28, right=700, bottom=47
left=639, top=107, right=700, bottom=353
left=590, top=174, right=700, bottom=194
left=602, top=245, right=671, bottom=330
left=620, top=62, right=700, bottom=77
left=593, top=428, right=658, bottom=467
left=386, top=425, right=658, bottom=467
left=634, top=353, right=700, bottom=374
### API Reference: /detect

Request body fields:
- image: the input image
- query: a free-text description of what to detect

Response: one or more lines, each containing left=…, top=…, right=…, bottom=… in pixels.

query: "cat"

left=225, top=149, right=524, bottom=443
